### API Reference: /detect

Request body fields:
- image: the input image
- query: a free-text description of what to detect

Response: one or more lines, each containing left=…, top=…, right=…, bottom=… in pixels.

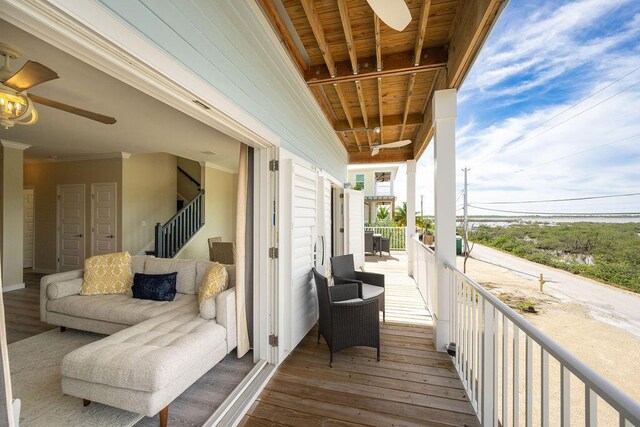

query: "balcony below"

left=242, top=254, right=478, bottom=426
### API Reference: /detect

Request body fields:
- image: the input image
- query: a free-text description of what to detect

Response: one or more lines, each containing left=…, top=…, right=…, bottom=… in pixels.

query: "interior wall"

left=176, top=165, right=236, bottom=260
left=1, top=146, right=25, bottom=288
left=122, top=153, right=177, bottom=255
left=177, top=157, right=201, bottom=202
left=23, top=158, right=123, bottom=272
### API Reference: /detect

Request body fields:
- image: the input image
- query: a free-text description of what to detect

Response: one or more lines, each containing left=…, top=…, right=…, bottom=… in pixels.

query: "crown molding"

left=24, top=152, right=130, bottom=164
left=1, top=140, right=31, bottom=150
left=199, top=160, right=236, bottom=175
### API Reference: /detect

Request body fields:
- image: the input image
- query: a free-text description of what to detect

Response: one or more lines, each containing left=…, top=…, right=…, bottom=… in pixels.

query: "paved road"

left=470, top=244, right=640, bottom=337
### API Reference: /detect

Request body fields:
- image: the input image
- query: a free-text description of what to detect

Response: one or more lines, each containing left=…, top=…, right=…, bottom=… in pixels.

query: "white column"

left=433, top=89, right=457, bottom=351
left=406, top=159, right=416, bottom=275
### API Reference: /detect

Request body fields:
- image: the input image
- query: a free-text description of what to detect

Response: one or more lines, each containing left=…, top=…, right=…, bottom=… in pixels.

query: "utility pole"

left=462, top=167, right=470, bottom=255
left=420, top=195, right=424, bottom=225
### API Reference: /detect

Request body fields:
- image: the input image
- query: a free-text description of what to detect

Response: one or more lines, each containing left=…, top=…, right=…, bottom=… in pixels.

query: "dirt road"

left=470, top=243, right=640, bottom=337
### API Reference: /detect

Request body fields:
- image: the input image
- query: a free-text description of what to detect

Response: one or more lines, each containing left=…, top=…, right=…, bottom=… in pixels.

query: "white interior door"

left=344, top=188, right=365, bottom=269
left=23, top=189, right=34, bottom=268
left=92, top=183, right=117, bottom=256
left=279, top=158, right=319, bottom=360
left=58, top=184, right=85, bottom=272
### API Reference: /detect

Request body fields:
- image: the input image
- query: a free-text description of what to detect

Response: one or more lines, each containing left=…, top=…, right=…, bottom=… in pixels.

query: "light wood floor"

left=3, top=269, right=255, bottom=426
left=242, top=254, right=478, bottom=427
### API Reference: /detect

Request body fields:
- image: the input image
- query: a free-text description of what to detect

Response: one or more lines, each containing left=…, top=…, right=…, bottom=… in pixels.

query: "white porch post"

left=433, top=89, right=457, bottom=351
left=406, top=160, right=416, bottom=275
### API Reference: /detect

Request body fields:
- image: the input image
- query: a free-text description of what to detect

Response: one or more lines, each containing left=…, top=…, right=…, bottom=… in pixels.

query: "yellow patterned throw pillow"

left=198, top=263, right=228, bottom=319
left=80, top=252, right=133, bottom=296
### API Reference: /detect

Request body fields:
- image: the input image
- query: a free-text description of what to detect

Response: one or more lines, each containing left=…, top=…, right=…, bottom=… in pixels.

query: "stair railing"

left=155, top=189, right=204, bottom=258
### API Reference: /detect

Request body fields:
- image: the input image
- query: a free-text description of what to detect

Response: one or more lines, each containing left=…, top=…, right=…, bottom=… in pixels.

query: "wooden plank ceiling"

left=259, top=0, right=504, bottom=164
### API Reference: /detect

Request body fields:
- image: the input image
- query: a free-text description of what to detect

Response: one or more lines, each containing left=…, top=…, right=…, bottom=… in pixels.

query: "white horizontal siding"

left=98, top=0, right=348, bottom=180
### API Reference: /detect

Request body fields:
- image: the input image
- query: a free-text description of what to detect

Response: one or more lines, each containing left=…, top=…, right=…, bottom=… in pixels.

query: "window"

left=354, top=174, right=365, bottom=190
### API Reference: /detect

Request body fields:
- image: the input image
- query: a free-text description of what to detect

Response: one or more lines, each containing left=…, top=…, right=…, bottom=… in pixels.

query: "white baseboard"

left=31, top=268, right=57, bottom=274
left=3, top=283, right=25, bottom=292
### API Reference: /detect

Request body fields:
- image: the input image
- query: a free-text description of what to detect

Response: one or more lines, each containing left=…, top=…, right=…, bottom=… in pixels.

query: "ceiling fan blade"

left=379, top=139, right=412, bottom=149
left=2, top=61, right=59, bottom=92
left=367, top=0, right=412, bottom=32
left=371, top=147, right=380, bottom=156
left=28, top=94, right=117, bottom=125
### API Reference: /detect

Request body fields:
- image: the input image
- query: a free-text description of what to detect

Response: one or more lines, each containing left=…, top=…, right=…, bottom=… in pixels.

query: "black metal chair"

left=312, top=268, right=380, bottom=367
left=330, top=254, right=385, bottom=321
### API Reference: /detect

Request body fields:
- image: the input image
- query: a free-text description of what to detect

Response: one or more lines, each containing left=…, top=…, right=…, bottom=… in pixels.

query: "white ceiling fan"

left=366, top=0, right=412, bottom=32
left=371, top=139, right=411, bottom=156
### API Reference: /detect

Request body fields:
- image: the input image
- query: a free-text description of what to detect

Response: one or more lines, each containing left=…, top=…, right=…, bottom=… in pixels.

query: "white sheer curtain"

left=235, top=145, right=250, bottom=357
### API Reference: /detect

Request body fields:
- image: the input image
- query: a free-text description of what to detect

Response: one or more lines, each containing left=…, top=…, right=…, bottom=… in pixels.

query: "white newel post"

left=433, top=89, right=457, bottom=351
left=406, top=159, right=416, bottom=276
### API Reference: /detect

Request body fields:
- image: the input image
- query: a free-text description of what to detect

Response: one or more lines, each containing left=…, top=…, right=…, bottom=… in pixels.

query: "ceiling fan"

left=371, top=139, right=411, bottom=156
left=366, top=0, right=412, bottom=32
left=0, top=42, right=117, bottom=130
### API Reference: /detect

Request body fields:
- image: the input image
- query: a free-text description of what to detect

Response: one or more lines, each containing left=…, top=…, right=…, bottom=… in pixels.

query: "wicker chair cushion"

left=362, top=284, right=384, bottom=300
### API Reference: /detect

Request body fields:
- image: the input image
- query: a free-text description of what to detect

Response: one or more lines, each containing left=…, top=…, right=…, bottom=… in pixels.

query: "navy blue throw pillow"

left=132, top=272, right=177, bottom=301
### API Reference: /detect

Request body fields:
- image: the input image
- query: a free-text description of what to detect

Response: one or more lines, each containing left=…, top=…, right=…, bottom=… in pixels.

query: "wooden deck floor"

left=242, top=254, right=478, bottom=426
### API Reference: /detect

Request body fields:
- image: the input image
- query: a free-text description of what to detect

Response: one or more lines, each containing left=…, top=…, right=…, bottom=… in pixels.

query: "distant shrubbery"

left=469, top=222, right=640, bottom=293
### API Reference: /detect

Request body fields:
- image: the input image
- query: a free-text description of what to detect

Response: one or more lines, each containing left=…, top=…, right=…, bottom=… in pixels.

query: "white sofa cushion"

left=131, top=255, right=149, bottom=275
left=144, top=258, right=197, bottom=294
left=62, top=311, right=227, bottom=393
left=46, top=278, right=83, bottom=300
left=47, top=293, right=197, bottom=326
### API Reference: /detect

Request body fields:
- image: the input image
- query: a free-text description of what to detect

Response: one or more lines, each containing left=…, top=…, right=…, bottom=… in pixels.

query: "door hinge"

left=269, top=159, right=279, bottom=171
left=339, top=194, right=344, bottom=199
left=57, top=195, right=62, bottom=200
left=339, top=228, right=344, bottom=233
left=91, top=194, right=95, bottom=199
left=269, top=334, right=279, bottom=347
left=269, top=247, right=279, bottom=259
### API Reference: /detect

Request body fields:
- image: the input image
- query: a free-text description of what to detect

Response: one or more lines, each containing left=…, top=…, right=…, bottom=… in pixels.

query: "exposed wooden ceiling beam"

left=300, top=0, right=336, bottom=77
left=421, top=69, right=440, bottom=115
left=400, top=73, right=417, bottom=139
left=335, top=113, right=422, bottom=132
left=258, top=0, right=307, bottom=73
left=414, top=0, right=432, bottom=66
left=447, top=0, right=504, bottom=87
left=306, top=47, right=447, bottom=86
left=413, top=68, right=446, bottom=159
left=337, top=0, right=358, bottom=74
left=310, top=85, right=337, bottom=125
left=377, top=77, right=383, bottom=140
left=333, top=83, right=353, bottom=129
left=352, top=131, right=362, bottom=152
left=374, top=16, right=382, bottom=71
left=354, top=80, right=368, bottom=128
left=366, top=130, right=373, bottom=148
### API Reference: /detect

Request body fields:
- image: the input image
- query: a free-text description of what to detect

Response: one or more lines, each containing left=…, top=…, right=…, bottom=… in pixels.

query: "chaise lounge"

left=40, top=255, right=237, bottom=426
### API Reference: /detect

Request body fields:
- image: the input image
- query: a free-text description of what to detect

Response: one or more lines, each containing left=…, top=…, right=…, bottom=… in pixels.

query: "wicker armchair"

left=380, top=237, right=391, bottom=256
left=313, top=268, right=380, bottom=367
left=330, top=254, right=385, bottom=321
left=364, top=231, right=375, bottom=255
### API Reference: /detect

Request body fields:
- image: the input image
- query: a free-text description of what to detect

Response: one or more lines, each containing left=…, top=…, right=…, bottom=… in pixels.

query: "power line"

left=468, top=205, right=639, bottom=215
left=471, top=192, right=640, bottom=205
left=512, top=132, right=640, bottom=174
left=472, top=65, right=640, bottom=165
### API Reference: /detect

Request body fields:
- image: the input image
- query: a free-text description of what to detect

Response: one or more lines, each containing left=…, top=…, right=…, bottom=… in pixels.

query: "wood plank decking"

left=242, top=254, right=478, bottom=426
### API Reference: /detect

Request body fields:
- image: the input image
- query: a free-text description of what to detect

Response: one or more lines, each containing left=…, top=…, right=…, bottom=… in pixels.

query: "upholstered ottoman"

left=61, top=310, right=228, bottom=426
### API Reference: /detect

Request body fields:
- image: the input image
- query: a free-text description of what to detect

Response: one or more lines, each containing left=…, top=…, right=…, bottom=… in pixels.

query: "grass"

left=468, top=222, right=640, bottom=294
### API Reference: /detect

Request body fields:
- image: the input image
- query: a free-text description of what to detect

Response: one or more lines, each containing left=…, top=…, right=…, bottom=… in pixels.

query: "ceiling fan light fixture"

left=366, top=0, right=412, bottom=32
left=0, top=86, right=37, bottom=129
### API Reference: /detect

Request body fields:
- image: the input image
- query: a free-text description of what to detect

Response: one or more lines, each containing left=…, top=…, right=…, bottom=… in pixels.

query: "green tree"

left=377, top=205, right=390, bottom=220
left=394, top=202, right=432, bottom=230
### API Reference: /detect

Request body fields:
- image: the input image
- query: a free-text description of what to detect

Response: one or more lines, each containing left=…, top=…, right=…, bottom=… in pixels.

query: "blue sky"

left=394, top=0, right=640, bottom=215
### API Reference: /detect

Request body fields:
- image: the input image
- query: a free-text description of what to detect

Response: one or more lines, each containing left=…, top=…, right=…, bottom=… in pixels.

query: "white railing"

left=411, top=236, right=435, bottom=308
left=446, top=263, right=640, bottom=426
left=364, top=226, right=406, bottom=251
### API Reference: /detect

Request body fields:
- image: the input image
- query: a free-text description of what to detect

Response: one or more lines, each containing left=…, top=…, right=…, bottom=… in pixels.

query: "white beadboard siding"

left=97, top=0, right=348, bottom=180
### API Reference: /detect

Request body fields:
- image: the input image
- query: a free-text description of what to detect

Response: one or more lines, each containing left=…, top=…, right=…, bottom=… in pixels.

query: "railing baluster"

left=481, top=296, right=495, bottom=426
left=541, top=348, right=549, bottom=426
left=472, top=288, right=477, bottom=405
left=586, top=386, right=597, bottom=427
left=466, top=282, right=472, bottom=387
left=502, top=315, right=509, bottom=426
left=561, top=365, right=570, bottom=427
left=513, top=325, right=520, bottom=427
left=526, top=336, right=533, bottom=427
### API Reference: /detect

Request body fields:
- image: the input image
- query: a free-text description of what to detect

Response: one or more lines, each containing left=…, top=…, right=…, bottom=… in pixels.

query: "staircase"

left=152, top=166, right=204, bottom=258
left=154, top=189, right=204, bottom=258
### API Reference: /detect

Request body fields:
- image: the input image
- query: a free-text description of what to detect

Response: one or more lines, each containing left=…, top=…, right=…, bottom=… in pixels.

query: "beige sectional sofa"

left=39, top=255, right=237, bottom=426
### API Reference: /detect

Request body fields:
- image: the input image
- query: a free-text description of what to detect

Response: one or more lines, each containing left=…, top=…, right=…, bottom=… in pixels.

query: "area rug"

left=9, top=329, right=144, bottom=427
